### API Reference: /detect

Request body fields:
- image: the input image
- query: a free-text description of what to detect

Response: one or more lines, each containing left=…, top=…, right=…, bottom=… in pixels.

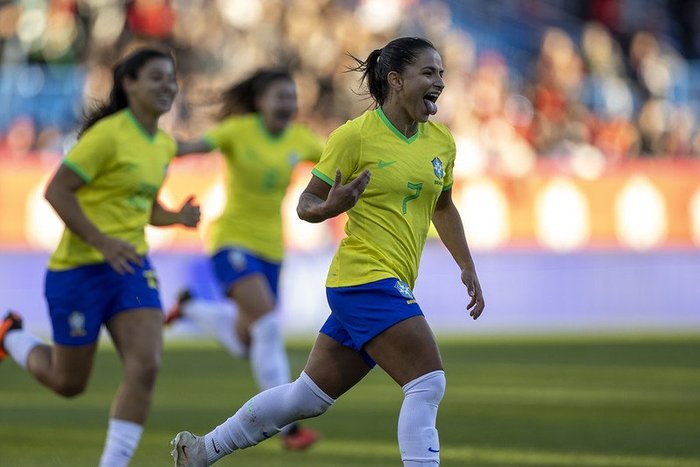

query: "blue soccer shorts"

left=44, top=257, right=162, bottom=346
left=320, top=277, right=424, bottom=368
left=211, top=247, right=281, bottom=301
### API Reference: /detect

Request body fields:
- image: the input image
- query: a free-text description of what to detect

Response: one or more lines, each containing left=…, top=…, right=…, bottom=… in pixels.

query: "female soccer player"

left=164, top=68, right=323, bottom=450
left=0, top=47, right=200, bottom=466
left=171, top=37, right=484, bottom=467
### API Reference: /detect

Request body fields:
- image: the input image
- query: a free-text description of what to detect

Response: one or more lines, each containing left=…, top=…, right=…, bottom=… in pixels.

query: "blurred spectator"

left=1, top=0, right=700, bottom=166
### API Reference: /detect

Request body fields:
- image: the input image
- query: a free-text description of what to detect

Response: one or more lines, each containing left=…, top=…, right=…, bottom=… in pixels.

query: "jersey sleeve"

left=311, top=123, right=360, bottom=186
left=63, top=123, right=115, bottom=183
left=204, top=118, right=238, bottom=155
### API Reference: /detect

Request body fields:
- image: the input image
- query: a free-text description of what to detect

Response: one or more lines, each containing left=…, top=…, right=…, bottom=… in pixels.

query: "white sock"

left=203, top=371, right=334, bottom=463
left=398, top=370, right=446, bottom=466
left=4, top=329, right=42, bottom=369
left=249, top=312, right=290, bottom=391
left=98, top=418, right=143, bottom=467
left=182, top=299, right=246, bottom=358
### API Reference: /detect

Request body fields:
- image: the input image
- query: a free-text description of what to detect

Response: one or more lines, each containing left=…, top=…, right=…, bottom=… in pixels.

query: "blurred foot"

left=171, top=431, right=207, bottom=467
left=164, top=290, right=192, bottom=326
left=0, top=311, right=23, bottom=361
left=281, top=426, right=320, bottom=451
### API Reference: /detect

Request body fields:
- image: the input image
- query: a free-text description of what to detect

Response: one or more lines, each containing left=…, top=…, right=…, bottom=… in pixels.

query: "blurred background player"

left=164, top=68, right=324, bottom=450
left=0, top=47, right=200, bottom=467
left=171, top=36, right=484, bottom=467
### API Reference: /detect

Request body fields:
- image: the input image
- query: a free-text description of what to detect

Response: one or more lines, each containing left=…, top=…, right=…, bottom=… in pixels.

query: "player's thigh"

left=304, top=333, right=371, bottom=400
left=228, top=273, right=275, bottom=320
left=364, top=315, right=443, bottom=387
left=106, top=308, right=163, bottom=370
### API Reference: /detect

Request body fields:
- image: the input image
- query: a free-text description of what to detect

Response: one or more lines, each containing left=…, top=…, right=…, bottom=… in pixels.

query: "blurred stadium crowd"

left=2, top=0, right=700, bottom=176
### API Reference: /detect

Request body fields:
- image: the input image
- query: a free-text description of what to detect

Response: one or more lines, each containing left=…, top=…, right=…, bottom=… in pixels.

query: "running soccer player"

left=165, top=68, right=323, bottom=450
left=0, top=47, right=200, bottom=467
left=171, top=37, right=485, bottom=467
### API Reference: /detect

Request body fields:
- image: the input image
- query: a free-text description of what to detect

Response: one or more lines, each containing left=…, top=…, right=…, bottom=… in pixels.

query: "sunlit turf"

left=2, top=334, right=700, bottom=466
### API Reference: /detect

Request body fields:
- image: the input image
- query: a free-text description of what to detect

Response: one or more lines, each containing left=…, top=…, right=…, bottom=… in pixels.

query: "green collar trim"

left=126, top=109, right=157, bottom=142
left=376, top=107, right=420, bottom=144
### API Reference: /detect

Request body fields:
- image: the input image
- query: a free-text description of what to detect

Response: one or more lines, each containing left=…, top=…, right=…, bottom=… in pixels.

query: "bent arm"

left=45, top=164, right=107, bottom=247
left=297, top=176, right=334, bottom=223
left=150, top=201, right=180, bottom=226
left=297, top=169, right=371, bottom=223
left=176, top=138, right=214, bottom=157
left=150, top=196, right=200, bottom=227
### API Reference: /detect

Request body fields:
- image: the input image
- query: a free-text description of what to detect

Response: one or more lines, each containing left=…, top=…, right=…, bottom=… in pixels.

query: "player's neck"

left=379, top=104, right=418, bottom=138
left=128, top=106, right=159, bottom=136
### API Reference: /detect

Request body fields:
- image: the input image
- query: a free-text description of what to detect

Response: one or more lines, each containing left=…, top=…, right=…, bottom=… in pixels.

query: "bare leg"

left=106, top=308, right=163, bottom=423
left=26, top=342, right=97, bottom=397
left=363, top=316, right=446, bottom=466
left=227, top=273, right=274, bottom=348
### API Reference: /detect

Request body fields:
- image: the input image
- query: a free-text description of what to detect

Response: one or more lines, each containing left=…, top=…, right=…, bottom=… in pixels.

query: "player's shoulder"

left=287, top=121, right=320, bottom=140
left=327, top=110, right=377, bottom=142
left=423, top=120, right=454, bottom=142
left=218, top=113, right=254, bottom=130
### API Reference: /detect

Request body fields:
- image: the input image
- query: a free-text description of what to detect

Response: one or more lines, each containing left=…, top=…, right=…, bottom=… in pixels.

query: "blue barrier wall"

left=1, top=242, right=698, bottom=339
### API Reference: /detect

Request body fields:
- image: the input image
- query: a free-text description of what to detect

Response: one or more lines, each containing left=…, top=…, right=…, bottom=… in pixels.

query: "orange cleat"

left=164, top=290, right=192, bottom=326
left=281, top=426, right=320, bottom=451
left=0, top=311, right=22, bottom=361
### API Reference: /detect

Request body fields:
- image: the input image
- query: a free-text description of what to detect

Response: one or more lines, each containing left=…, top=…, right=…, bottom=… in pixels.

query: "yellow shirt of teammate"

left=312, top=108, right=455, bottom=289
left=49, top=109, right=176, bottom=270
left=205, top=114, right=323, bottom=261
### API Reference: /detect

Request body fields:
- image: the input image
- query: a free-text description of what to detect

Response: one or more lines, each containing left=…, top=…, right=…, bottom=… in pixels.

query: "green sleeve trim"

left=442, top=182, right=453, bottom=192
left=63, top=160, right=92, bottom=183
left=311, top=167, right=334, bottom=186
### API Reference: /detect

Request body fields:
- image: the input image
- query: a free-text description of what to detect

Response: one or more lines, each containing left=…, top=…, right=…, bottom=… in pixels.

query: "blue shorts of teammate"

left=320, top=277, right=424, bottom=368
left=44, top=257, right=162, bottom=346
left=211, top=247, right=281, bottom=301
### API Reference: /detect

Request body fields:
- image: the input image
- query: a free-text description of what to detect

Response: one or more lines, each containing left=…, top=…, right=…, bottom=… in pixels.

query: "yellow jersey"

left=49, top=109, right=176, bottom=270
left=312, top=108, right=455, bottom=288
left=205, top=114, right=323, bottom=261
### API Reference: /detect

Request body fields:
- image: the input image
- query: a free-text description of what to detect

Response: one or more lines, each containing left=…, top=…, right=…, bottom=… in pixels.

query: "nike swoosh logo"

left=212, top=438, right=221, bottom=453
left=377, top=160, right=397, bottom=168
left=428, top=447, right=440, bottom=453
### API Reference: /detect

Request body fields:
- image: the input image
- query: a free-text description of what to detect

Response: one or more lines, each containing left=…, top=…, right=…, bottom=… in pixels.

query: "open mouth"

left=423, top=92, right=440, bottom=115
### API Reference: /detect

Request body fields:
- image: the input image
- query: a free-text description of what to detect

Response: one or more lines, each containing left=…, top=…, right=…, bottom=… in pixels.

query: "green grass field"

left=2, top=334, right=700, bottom=466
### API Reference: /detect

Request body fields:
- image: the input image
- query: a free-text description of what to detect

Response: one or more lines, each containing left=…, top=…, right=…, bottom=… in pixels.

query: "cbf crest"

left=431, top=157, right=444, bottom=179
left=68, top=310, right=86, bottom=337
left=394, top=280, right=415, bottom=300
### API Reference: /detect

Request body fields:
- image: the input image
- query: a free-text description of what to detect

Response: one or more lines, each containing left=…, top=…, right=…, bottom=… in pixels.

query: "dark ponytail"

left=78, top=47, right=174, bottom=138
left=219, top=68, right=293, bottom=120
left=348, top=37, right=436, bottom=106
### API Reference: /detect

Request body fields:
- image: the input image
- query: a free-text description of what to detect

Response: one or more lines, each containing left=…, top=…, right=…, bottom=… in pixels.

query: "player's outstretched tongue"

left=424, top=99, right=438, bottom=115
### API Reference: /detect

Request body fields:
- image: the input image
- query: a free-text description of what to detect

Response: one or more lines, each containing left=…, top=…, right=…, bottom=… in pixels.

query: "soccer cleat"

left=0, top=311, right=22, bottom=361
left=164, top=289, right=192, bottom=326
left=171, top=431, right=208, bottom=467
left=281, top=426, right=320, bottom=451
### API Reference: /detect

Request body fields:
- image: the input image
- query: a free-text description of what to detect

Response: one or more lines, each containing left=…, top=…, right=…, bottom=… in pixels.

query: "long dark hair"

left=348, top=37, right=436, bottom=106
left=78, top=47, right=175, bottom=138
left=218, top=68, right=293, bottom=120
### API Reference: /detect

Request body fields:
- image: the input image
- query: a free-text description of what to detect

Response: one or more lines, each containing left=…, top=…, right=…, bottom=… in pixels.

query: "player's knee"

left=287, top=372, right=335, bottom=419
left=250, top=312, right=281, bottom=342
left=125, top=357, right=161, bottom=390
left=54, top=378, right=87, bottom=398
left=403, top=370, right=446, bottom=406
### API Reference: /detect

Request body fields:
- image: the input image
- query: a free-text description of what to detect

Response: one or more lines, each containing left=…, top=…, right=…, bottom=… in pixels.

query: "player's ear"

left=387, top=70, right=402, bottom=91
